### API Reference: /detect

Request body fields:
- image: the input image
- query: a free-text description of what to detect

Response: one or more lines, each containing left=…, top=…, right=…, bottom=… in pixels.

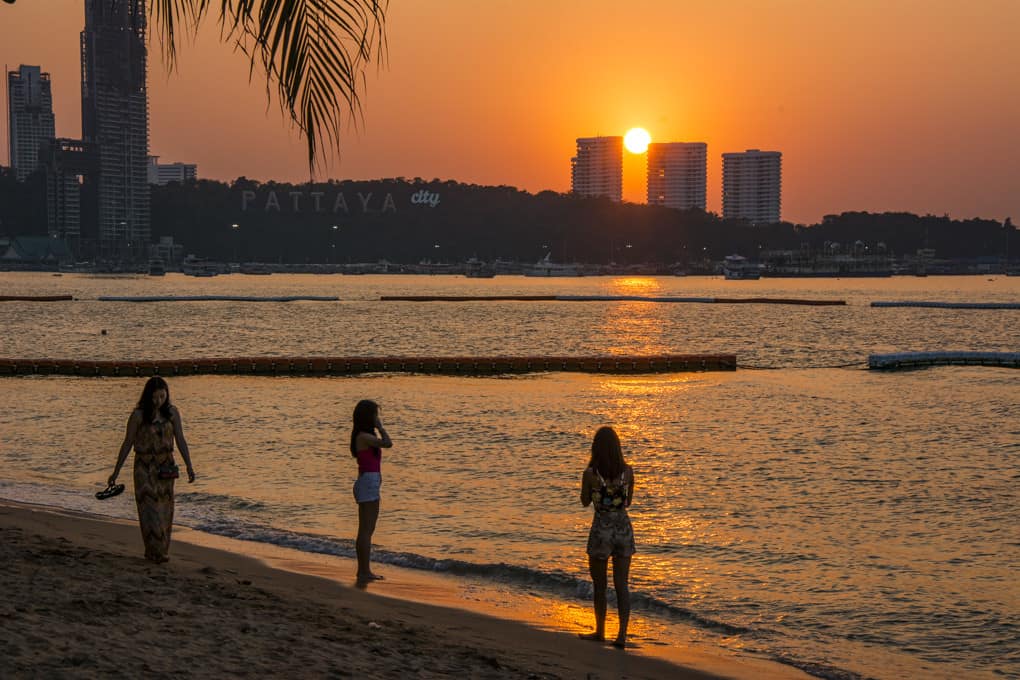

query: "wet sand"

left=0, top=501, right=808, bottom=679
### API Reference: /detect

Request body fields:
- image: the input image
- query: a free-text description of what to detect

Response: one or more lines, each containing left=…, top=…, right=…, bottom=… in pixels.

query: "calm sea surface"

left=1, top=272, right=1017, bottom=680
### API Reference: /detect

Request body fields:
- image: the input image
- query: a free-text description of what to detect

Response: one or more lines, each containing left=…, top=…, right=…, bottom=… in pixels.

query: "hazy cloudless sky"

left=1, top=0, right=1018, bottom=223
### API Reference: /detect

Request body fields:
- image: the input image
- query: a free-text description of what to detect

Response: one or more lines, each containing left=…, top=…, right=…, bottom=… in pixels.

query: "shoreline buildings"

left=147, top=156, right=198, bottom=186
left=722, top=149, right=782, bottom=224
left=646, top=142, right=707, bottom=210
left=570, top=136, right=622, bottom=202
left=81, top=0, right=151, bottom=259
left=7, top=65, right=55, bottom=181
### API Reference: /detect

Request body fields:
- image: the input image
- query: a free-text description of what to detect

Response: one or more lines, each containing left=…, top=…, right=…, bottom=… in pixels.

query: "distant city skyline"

left=1, top=1, right=1017, bottom=225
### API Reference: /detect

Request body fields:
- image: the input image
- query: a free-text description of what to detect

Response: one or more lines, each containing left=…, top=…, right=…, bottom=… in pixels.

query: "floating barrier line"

left=0, top=354, right=737, bottom=377
left=97, top=295, right=340, bottom=302
left=380, top=295, right=557, bottom=301
left=741, top=361, right=867, bottom=370
left=0, top=295, right=74, bottom=302
left=711, top=297, right=846, bottom=306
left=869, top=351, right=1020, bottom=370
left=871, top=301, right=1020, bottom=310
left=382, top=294, right=845, bottom=305
left=556, top=295, right=716, bottom=303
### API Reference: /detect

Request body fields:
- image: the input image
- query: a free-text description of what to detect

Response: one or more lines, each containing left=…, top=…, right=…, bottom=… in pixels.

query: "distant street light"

left=231, top=223, right=240, bottom=262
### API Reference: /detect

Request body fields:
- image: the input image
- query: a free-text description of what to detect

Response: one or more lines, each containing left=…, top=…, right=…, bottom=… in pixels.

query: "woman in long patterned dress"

left=108, top=377, right=195, bottom=563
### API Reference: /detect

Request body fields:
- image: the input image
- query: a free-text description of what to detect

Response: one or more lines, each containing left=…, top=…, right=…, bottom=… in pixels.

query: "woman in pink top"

left=350, top=399, right=392, bottom=585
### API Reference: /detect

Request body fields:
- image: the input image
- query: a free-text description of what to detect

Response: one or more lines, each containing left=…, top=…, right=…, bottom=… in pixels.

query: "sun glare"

left=624, top=127, right=651, bottom=154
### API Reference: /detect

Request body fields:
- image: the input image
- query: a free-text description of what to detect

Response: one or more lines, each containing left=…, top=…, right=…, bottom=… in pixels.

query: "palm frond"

left=150, top=0, right=388, bottom=175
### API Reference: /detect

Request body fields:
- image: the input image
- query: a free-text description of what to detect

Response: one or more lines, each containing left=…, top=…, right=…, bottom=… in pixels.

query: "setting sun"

left=624, top=127, right=651, bottom=154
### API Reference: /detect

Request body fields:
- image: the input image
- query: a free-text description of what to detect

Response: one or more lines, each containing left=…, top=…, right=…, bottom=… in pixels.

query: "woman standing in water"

left=579, top=426, right=635, bottom=648
left=107, top=376, right=195, bottom=563
left=350, top=399, right=392, bottom=585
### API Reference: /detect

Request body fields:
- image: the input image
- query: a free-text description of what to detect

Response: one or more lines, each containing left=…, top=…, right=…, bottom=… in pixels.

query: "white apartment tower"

left=722, top=149, right=782, bottom=224
left=647, top=142, right=707, bottom=210
left=570, top=136, right=622, bottom=202
left=7, top=65, right=56, bottom=180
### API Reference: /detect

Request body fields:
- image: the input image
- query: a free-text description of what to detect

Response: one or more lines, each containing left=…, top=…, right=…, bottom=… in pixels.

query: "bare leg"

left=611, top=554, right=632, bottom=648
left=579, top=556, right=608, bottom=641
left=356, top=499, right=380, bottom=582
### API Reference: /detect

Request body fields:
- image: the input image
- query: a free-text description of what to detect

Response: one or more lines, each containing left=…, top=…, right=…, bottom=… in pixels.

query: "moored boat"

left=523, top=253, right=583, bottom=277
left=722, top=254, right=761, bottom=280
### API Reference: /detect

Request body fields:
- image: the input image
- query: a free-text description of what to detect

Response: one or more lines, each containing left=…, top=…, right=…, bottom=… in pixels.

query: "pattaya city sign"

left=241, top=188, right=441, bottom=213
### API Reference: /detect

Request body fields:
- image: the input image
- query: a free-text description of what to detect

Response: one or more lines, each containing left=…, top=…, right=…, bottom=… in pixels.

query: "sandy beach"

left=0, top=500, right=814, bottom=679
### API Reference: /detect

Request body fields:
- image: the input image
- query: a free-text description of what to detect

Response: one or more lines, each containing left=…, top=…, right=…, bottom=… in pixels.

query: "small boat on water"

left=523, top=253, right=582, bottom=277
left=722, top=254, right=761, bottom=280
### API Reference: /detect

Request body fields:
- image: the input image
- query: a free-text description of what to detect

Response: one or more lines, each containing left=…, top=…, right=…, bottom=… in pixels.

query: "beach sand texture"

left=0, top=501, right=809, bottom=679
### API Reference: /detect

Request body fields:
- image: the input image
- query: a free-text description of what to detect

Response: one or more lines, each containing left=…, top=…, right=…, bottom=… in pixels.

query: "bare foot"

left=612, top=639, right=627, bottom=649
left=577, top=632, right=605, bottom=642
left=356, top=573, right=384, bottom=585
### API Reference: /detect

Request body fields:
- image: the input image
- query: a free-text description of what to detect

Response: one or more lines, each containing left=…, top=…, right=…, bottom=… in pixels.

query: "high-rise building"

left=570, top=136, right=622, bottom=202
left=646, top=142, right=707, bottom=210
left=7, top=65, right=56, bottom=180
left=722, top=149, right=782, bottom=224
left=81, top=0, right=150, bottom=260
left=147, top=156, right=198, bottom=185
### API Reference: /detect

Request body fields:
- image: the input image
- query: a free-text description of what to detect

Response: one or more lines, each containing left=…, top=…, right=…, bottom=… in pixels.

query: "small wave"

left=188, top=515, right=751, bottom=636
left=180, top=490, right=270, bottom=512
left=769, top=655, right=872, bottom=680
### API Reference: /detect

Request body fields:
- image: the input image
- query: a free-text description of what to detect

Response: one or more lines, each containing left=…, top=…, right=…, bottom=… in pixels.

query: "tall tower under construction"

left=81, top=0, right=150, bottom=260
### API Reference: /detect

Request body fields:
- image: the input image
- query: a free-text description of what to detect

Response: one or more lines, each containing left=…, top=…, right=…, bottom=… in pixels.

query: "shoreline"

left=0, top=499, right=809, bottom=679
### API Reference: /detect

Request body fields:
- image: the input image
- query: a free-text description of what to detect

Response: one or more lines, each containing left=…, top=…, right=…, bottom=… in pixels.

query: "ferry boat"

left=722, top=254, right=761, bottom=280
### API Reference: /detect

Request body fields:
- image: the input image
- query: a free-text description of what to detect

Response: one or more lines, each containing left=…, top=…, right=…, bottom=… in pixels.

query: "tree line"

left=0, top=171, right=1013, bottom=264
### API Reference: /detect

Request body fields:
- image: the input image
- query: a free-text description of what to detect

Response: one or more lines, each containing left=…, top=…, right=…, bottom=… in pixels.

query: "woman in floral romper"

left=579, top=426, right=635, bottom=648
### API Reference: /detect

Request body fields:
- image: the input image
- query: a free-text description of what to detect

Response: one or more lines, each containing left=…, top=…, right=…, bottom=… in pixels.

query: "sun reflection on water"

left=609, top=277, right=663, bottom=295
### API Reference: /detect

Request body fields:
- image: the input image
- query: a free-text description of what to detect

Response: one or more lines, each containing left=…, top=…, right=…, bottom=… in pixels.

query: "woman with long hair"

left=579, top=426, right=635, bottom=648
left=107, top=376, right=195, bottom=563
left=350, top=399, right=392, bottom=585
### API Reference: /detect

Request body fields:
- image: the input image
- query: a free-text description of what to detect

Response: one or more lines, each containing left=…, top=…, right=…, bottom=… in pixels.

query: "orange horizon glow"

left=0, top=2, right=1018, bottom=224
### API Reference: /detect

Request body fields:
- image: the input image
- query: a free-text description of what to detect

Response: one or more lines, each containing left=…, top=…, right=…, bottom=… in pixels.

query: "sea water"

left=0, top=272, right=1017, bottom=680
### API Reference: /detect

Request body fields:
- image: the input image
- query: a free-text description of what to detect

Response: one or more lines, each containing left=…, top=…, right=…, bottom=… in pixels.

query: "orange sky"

left=1, top=1, right=1018, bottom=224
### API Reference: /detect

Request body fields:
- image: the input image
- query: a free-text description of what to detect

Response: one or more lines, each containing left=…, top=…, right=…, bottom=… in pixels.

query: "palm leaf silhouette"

left=150, top=0, right=387, bottom=174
